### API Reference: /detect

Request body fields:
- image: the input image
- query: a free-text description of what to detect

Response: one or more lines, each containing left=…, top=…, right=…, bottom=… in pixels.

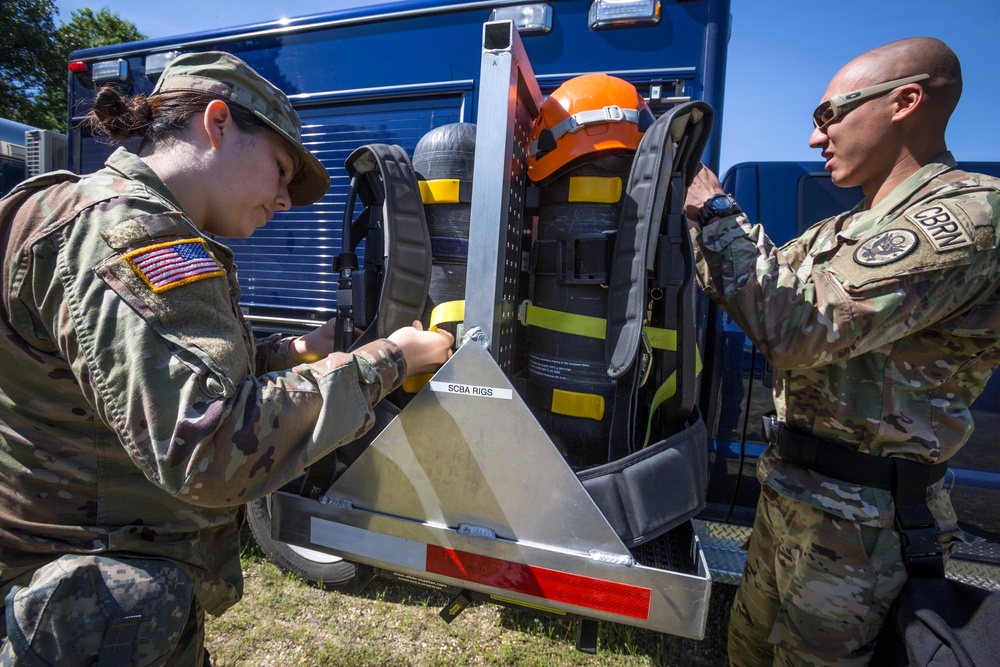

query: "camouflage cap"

left=151, top=51, right=329, bottom=206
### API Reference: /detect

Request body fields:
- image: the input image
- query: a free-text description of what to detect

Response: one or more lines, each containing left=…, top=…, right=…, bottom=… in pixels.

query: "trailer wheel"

left=245, top=495, right=356, bottom=590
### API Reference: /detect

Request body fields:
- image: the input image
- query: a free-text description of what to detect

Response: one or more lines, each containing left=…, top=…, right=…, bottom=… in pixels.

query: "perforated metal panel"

left=463, top=20, right=542, bottom=371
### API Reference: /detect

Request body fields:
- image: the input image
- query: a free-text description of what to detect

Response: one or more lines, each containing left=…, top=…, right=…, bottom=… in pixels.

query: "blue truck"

left=65, top=0, right=999, bottom=651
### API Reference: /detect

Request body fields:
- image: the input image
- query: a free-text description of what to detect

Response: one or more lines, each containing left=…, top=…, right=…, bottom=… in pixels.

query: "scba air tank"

left=524, top=74, right=653, bottom=468
left=411, top=123, right=476, bottom=336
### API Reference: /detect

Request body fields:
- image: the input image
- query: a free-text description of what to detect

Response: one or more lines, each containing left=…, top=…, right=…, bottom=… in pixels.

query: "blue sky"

left=55, top=0, right=1000, bottom=172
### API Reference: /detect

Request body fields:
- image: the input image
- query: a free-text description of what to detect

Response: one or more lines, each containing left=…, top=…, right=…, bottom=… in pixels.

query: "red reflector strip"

left=426, top=545, right=651, bottom=620
left=68, top=60, right=90, bottom=73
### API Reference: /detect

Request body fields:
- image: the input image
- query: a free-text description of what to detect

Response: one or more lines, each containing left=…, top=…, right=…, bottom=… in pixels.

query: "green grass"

left=204, top=530, right=732, bottom=666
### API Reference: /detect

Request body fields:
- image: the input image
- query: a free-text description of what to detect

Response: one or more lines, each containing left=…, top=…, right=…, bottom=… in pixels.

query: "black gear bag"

left=872, top=461, right=1000, bottom=667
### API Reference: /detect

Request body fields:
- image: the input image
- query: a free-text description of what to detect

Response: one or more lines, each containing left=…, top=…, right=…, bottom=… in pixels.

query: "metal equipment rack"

left=270, top=21, right=712, bottom=650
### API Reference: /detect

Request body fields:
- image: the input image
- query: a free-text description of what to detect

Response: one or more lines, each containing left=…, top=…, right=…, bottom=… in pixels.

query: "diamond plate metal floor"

left=693, top=519, right=1000, bottom=592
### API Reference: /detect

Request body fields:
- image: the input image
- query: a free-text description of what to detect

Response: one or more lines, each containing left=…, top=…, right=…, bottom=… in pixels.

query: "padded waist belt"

left=764, top=416, right=948, bottom=492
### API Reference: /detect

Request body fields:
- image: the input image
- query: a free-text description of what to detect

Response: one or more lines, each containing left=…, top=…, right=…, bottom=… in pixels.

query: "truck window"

left=0, top=154, right=26, bottom=197
left=796, top=172, right=862, bottom=234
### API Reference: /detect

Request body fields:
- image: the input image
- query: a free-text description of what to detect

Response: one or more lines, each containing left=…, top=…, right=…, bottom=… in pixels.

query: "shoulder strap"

left=604, top=101, right=712, bottom=379
left=340, top=144, right=431, bottom=349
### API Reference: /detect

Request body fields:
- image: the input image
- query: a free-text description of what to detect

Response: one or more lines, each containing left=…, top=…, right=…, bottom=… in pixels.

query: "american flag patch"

left=124, top=239, right=224, bottom=293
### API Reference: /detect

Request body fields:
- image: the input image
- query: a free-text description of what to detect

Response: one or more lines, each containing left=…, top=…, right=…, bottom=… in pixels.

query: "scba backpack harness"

left=577, top=99, right=714, bottom=546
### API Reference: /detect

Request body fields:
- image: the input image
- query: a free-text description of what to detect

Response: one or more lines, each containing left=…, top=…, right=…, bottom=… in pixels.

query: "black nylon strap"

left=892, top=457, right=947, bottom=578
left=530, top=234, right=614, bottom=285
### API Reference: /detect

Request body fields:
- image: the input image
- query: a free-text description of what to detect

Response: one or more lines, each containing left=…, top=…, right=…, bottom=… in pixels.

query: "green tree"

left=0, top=3, right=145, bottom=131
left=0, top=0, right=59, bottom=127
left=46, top=8, right=148, bottom=131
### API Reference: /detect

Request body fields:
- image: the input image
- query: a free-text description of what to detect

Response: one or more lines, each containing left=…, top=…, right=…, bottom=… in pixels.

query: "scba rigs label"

left=429, top=381, right=513, bottom=400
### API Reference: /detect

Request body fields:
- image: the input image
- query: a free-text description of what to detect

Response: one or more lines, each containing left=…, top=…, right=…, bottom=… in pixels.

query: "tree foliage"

left=0, top=1, right=146, bottom=131
left=0, top=0, right=59, bottom=127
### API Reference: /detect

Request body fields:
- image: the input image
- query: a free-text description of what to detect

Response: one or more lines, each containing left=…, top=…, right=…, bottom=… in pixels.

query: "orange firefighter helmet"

left=527, top=73, right=653, bottom=183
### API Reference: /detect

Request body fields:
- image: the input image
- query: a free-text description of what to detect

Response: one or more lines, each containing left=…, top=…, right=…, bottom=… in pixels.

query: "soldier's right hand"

left=388, top=321, right=454, bottom=376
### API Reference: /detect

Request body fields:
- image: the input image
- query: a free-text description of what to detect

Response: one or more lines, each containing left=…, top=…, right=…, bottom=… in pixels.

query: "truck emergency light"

left=144, top=51, right=183, bottom=83
left=91, top=59, right=130, bottom=86
left=588, top=0, right=660, bottom=29
left=489, top=4, right=552, bottom=35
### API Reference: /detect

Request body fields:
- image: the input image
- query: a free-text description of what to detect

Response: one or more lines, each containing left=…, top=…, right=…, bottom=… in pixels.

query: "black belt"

left=763, top=415, right=947, bottom=492
left=763, top=414, right=949, bottom=577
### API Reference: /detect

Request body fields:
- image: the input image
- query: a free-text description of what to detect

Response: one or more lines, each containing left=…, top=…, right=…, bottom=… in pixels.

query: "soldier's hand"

left=683, top=164, right=726, bottom=223
left=289, top=316, right=338, bottom=363
left=388, top=321, right=454, bottom=376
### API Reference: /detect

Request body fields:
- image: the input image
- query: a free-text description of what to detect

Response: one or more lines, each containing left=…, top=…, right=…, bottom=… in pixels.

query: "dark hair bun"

left=89, top=86, right=153, bottom=140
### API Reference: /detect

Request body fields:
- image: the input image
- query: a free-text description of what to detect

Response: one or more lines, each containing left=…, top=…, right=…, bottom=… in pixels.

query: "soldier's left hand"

left=289, top=316, right=339, bottom=363
left=683, top=163, right=726, bottom=223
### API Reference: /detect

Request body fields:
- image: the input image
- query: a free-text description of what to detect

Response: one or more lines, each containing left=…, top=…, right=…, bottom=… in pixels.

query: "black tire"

left=245, top=495, right=356, bottom=590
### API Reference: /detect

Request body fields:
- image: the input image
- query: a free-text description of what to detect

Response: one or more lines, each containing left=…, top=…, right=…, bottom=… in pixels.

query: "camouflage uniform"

left=0, top=148, right=406, bottom=663
left=689, top=154, right=1000, bottom=666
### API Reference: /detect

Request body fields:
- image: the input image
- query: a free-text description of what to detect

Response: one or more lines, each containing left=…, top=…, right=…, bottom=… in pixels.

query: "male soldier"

left=0, top=52, right=452, bottom=664
left=684, top=37, right=1000, bottom=665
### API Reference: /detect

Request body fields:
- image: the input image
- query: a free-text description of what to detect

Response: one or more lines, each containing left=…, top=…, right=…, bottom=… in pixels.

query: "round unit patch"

left=853, top=229, right=919, bottom=266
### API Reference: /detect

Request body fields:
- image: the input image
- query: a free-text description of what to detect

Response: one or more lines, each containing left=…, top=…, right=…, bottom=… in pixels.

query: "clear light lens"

left=92, top=59, right=130, bottom=85
left=588, top=0, right=661, bottom=29
left=490, top=4, right=553, bottom=35
left=144, top=51, right=183, bottom=80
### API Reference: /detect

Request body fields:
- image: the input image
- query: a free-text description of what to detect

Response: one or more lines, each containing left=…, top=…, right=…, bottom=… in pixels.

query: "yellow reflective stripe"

left=518, top=304, right=708, bottom=437
left=551, top=388, right=605, bottom=420
left=641, top=326, right=676, bottom=351
left=519, top=304, right=684, bottom=353
left=429, top=300, right=465, bottom=331
left=403, top=300, right=465, bottom=393
left=567, top=176, right=622, bottom=204
left=520, top=303, right=606, bottom=339
left=642, top=346, right=704, bottom=447
left=419, top=179, right=462, bottom=204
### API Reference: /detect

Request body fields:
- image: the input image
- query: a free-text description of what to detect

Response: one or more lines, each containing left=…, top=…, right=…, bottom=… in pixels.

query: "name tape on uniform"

left=429, top=381, right=513, bottom=400
left=906, top=203, right=972, bottom=252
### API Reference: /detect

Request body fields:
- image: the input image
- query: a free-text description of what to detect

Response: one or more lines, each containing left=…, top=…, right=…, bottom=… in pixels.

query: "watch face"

left=698, top=194, right=739, bottom=223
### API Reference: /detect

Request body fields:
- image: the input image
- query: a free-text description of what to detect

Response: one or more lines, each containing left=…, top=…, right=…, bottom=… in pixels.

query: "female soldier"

left=0, top=51, right=452, bottom=665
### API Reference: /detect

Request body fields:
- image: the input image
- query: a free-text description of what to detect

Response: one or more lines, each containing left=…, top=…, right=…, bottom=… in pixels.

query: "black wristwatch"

left=696, top=193, right=742, bottom=224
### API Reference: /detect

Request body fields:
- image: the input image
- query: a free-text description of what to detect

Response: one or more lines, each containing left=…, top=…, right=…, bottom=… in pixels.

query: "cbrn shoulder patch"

left=905, top=200, right=973, bottom=252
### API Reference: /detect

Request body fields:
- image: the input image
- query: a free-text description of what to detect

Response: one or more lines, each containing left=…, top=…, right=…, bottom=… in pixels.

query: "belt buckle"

left=761, top=414, right=779, bottom=446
